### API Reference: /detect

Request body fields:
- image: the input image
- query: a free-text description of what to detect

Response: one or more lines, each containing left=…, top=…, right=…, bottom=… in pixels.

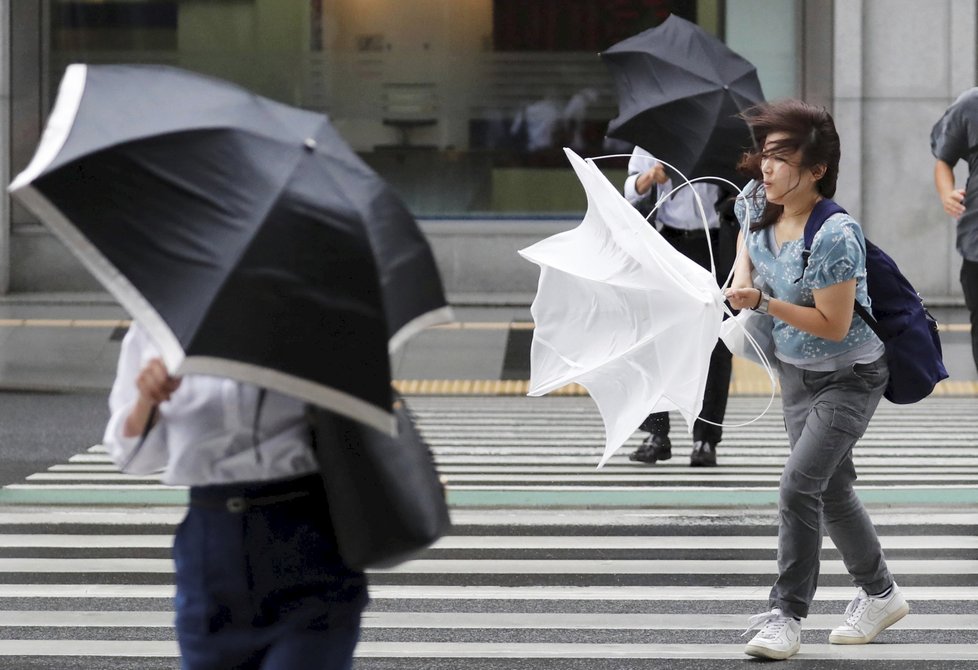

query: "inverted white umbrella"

left=519, top=148, right=728, bottom=467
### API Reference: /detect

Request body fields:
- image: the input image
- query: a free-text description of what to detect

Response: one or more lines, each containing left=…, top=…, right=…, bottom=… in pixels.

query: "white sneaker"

left=743, top=608, right=802, bottom=660
left=829, top=583, right=909, bottom=644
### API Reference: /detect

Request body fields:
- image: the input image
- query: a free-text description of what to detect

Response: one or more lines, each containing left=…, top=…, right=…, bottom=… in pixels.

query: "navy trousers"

left=174, top=474, right=368, bottom=670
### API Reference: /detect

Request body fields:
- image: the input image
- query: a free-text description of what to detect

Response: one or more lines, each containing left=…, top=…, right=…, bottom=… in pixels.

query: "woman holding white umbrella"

left=725, top=99, right=908, bottom=660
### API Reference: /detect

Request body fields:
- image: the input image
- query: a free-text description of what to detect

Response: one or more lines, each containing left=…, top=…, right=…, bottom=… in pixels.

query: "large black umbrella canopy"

left=602, top=15, right=765, bottom=185
left=9, top=64, right=451, bottom=434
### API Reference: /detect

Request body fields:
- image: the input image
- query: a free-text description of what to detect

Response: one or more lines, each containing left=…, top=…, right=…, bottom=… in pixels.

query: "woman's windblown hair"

left=737, top=99, right=841, bottom=229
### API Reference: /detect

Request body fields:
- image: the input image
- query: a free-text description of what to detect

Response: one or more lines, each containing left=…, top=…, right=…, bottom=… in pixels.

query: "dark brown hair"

left=737, top=99, right=841, bottom=230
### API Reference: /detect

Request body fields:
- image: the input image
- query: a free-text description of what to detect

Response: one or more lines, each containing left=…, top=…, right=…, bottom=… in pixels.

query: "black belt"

left=660, top=225, right=718, bottom=240
left=189, top=473, right=322, bottom=513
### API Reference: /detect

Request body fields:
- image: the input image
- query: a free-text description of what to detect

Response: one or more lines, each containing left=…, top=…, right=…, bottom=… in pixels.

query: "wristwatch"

left=754, top=290, right=771, bottom=315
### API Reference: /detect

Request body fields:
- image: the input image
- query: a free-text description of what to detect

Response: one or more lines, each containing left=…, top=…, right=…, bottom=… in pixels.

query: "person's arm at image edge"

left=934, top=159, right=965, bottom=218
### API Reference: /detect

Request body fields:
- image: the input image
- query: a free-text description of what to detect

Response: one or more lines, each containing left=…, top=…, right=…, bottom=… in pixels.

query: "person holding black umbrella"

left=624, top=146, right=735, bottom=466
left=104, top=323, right=368, bottom=670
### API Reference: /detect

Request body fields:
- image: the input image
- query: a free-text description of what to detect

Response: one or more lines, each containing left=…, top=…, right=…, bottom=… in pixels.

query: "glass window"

left=46, top=0, right=793, bottom=219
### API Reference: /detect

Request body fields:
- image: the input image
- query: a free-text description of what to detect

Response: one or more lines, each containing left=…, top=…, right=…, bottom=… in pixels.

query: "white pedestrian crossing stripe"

left=0, top=396, right=974, bottom=667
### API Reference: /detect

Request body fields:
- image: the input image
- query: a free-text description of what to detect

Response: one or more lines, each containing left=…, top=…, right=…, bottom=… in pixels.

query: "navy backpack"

left=799, top=199, right=948, bottom=404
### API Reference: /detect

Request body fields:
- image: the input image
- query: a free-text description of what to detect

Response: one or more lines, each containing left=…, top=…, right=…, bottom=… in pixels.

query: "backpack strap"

left=853, top=300, right=883, bottom=339
left=794, top=198, right=848, bottom=283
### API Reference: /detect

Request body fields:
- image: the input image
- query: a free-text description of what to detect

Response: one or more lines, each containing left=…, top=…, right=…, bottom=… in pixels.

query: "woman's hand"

left=725, top=287, right=761, bottom=311
left=123, top=358, right=181, bottom=437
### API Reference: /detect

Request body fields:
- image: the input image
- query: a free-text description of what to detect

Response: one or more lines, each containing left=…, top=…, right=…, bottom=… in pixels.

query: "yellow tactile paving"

left=0, top=318, right=972, bottom=396
left=393, top=370, right=978, bottom=397
left=0, top=318, right=130, bottom=328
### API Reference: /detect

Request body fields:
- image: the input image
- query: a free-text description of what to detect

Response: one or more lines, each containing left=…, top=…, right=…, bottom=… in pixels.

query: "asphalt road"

left=0, top=391, right=108, bottom=486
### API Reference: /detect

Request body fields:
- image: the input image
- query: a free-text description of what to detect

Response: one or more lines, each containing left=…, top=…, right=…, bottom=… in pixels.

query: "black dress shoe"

left=629, top=434, right=672, bottom=463
left=690, top=440, right=717, bottom=467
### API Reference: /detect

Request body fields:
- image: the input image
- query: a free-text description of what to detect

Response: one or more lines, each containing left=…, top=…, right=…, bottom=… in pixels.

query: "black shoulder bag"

left=307, top=395, right=451, bottom=570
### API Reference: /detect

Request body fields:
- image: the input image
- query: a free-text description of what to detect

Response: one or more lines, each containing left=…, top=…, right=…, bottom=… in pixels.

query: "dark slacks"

left=174, top=474, right=368, bottom=670
left=961, top=258, right=978, bottom=374
left=640, top=225, right=734, bottom=445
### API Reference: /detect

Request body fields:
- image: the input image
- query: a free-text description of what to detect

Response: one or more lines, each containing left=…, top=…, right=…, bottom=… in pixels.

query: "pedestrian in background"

left=103, top=323, right=367, bottom=670
left=624, top=145, right=734, bottom=466
left=726, top=99, right=908, bottom=661
left=931, top=88, right=978, bottom=375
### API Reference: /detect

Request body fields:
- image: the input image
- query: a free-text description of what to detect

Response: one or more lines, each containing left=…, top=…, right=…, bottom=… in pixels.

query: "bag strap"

left=795, top=198, right=848, bottom=282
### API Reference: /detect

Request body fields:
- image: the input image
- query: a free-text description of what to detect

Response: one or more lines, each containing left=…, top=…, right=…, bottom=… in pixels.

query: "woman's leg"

left=821, top=457, right=892, bottom=595
left=821, top=359, right=893, bottom=594
left=770, top=362, right=885, bottom=619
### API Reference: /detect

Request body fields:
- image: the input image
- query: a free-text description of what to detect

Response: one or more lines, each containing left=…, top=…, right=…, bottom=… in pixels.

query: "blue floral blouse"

left=735, top=181, right=883, bottom=369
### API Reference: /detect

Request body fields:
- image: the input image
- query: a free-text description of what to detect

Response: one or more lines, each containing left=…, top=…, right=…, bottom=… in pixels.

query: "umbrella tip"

left=304, top=138, right=317, bottom=151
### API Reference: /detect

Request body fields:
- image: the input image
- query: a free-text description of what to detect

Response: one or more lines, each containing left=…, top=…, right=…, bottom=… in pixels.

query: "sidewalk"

left=0, top=293, right=974, bottom=396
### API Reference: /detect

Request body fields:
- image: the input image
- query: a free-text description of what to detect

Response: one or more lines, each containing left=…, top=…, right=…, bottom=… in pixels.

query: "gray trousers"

left=772, top=356, right=894, bottom=619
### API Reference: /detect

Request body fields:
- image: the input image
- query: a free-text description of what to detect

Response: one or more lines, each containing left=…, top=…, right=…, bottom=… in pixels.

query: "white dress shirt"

left=624, top=146, right=721, bottom=230
left=103, top=324, right=319, bottom=486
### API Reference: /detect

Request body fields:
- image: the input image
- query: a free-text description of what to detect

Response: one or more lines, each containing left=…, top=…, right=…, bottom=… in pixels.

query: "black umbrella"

left=9, top=64, right=452, bottom=433
left=601, top=15, right=765, bottom=185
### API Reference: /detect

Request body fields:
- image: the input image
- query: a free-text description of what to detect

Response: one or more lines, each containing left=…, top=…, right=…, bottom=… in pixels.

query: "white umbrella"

left=519, top=148, right=727, bottom=467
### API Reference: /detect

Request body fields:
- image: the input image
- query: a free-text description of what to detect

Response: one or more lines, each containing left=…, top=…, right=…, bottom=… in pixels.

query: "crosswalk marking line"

left=431, top=457, right=978, bottom=465
left=446, top=483, right=978, bottom=490
left=9, top=482, right=977, bottom=493
left=422, top=474, right=978, bottom=482
left=3, top=484, right=181, bottom=491
left=365, top=585, right=978, bottom=601
left=0, top=508, right=968, bottom=527
left=1, top=534, right=972, bottom=550
left=0, top=585, right=174, bottom=597
left=24, top=473, right=978, bottom=484
left=444, top=509, right=978, bottom=525
left=0, top=611, right=970, bottom=631
left=0, top=558, right=172, bottom=572
left=0, top=510, right=184, bottom=525
left=0, top=640, right=974, bottom=660
left=425, top=444, right=978, bottom=452
left=26, top=474, right=169, bottom=482
left=429, top=535, right=978, bottom=550
left=52, top=463, right=978, bottom=475
left=0, top=535, right=971, bottom=551
left=0, top=640, right=178, bottom=656
left=0, top=584, right=972, bottom=601
left=358, top=612, right=974, bottom=630
left=354, top=642, right=978, bottom=660
left=0, top=611, right=172, bottom=626
left=373, top=559, right=976, bottom=575
left=431, top=465, right=978, bottom=472
left=0, top=535, right=173, bottom=547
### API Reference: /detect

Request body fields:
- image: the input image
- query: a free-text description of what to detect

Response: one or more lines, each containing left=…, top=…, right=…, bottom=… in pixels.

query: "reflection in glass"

left=49, top=1, right=720, bottom=217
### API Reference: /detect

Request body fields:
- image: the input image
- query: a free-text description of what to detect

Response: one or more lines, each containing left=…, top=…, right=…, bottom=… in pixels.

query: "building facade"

left=0, top=0, right=972, bottom=303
